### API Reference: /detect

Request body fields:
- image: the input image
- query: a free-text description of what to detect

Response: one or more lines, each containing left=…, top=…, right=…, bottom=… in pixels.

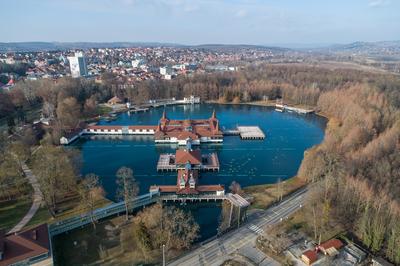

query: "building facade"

left=68, top=52, right=88, bottom=78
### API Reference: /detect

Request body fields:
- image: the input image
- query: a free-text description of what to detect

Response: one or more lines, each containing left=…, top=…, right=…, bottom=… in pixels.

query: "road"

left=8, top=162, right=43, bottom=234
left=168, top=187, right=308, bottom=266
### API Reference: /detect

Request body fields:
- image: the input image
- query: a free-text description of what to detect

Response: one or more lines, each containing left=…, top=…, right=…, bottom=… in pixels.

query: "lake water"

left=71, top=103, right=326, bottom=240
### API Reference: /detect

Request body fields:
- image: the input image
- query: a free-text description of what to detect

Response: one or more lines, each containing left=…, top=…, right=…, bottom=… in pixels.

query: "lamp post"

left=162, top=244, right=166, bottom=266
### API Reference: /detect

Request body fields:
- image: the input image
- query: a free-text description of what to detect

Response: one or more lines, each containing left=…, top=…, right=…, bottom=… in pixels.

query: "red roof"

left=175, top=149, right=202, bottom=165
left=0, top=224, right=50, bottom=266
left=302, top=250, right=318, bottom=264
left=319, top=239, right=343, bottom=251
left=155, top=115, right=223, bottom=141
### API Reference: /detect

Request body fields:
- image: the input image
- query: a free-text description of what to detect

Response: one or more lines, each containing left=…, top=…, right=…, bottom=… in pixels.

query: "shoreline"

left=206, top=100, right=330, bottom=204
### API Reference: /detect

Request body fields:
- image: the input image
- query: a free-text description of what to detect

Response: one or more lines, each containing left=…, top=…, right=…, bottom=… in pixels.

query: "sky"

left=1, top=0, right=399, bottom=46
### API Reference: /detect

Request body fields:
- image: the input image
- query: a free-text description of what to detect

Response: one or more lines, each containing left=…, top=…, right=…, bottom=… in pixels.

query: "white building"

left=68, top=52, right=88, bottom=78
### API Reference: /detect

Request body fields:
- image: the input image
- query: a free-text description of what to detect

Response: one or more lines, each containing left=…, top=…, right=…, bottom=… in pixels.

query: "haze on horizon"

left=1, top=0, right=399, bottom=47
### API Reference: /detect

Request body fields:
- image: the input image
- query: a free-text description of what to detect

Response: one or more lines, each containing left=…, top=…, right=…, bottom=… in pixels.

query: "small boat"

left=275, top=108, right=284, bottom=112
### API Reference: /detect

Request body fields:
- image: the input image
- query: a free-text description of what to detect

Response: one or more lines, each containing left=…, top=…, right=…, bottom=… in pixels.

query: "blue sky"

left=1, top=0, right=399, bottom=45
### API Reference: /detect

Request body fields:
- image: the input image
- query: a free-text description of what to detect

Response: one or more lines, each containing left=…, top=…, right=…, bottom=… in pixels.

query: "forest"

left=1, top=63, right=400, bottom=262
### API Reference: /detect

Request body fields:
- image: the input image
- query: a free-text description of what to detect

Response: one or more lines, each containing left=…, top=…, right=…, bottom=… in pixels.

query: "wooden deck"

left=237, top=126, right=265, bottom=140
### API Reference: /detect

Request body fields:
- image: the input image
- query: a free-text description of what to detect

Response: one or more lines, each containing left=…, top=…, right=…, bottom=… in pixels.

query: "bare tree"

left=116, top=166, right=139, bottom=221
left=31, top=145, right=78, bottom=217
left=78, top=173, right=105, bottom=229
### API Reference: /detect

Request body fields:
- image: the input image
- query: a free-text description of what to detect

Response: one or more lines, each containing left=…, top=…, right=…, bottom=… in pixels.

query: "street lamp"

left=162, top=244, right=166, bottom=266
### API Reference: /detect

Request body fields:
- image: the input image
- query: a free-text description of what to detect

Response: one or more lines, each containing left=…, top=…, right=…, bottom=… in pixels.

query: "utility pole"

left=163, top=244, right=166, bottom=266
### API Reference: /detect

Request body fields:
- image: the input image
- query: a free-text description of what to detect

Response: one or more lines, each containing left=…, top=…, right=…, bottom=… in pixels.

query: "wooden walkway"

left=48, top=193, right=249, bottom=236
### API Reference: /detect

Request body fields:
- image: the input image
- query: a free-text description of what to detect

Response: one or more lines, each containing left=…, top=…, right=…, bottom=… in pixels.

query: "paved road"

left=8, top=162, right=43, bottom=234
left=169, top=188, right=308, bottom=266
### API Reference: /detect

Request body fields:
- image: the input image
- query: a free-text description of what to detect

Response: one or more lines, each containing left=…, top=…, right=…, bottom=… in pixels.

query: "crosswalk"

left=248, top=224, right=264, bottom=235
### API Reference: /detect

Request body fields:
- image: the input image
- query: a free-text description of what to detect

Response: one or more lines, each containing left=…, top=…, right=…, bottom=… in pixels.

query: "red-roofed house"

left=0, top=224, right=52, bottom=266
left=301, top=250, right=318, bottom=265
left=154, top=110, right=223, bottom=145
left=175, top=149, right=202, bottom=166
left=107, top=96, right=123, bottom=105
left=318, top=239, right=343, bottom=256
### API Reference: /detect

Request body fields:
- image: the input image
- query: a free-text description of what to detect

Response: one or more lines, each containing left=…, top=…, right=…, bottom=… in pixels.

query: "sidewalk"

left=8, top=162, right=43, bottom=234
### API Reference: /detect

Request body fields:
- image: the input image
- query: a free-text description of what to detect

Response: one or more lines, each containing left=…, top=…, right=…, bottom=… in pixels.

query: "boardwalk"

left=8, top=162, right=43, bottom=234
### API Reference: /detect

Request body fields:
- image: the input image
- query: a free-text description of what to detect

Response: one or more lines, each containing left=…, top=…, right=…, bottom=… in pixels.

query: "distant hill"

left=310, top=40, right=400, bottom=58
left=0, top=41, right=399, bottom=58
left=0, top=42, right=291, bottom=53
left=0, top=42, right=184, bottom=52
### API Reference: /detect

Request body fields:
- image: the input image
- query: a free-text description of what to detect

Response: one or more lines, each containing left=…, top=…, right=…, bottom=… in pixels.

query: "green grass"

left=96, top=105, right=113, bottom=115
left=26, top=206, right=52, bottom=228
left=25, top=197, right=112, bottom=230
left=53, top=216, right=126, bottom=266
left=0, top=197, right=32, bottom=232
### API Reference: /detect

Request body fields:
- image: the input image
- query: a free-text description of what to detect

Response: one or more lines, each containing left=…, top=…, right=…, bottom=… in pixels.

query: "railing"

left=49, top=192, right=160, bottom=236
left=49, top=192, right=250, bottom=237
left=161, top=194, right=226, bottom=201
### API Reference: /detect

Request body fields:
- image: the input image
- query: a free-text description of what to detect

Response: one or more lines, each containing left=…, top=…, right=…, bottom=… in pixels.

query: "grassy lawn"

left=0, top=197, right=32, bottom=232
left=96, top=104, right=113, bottom=115
left=243, top=176, right=306, bottom=209
left=53, top=216, right=124, bottom=266
left=53, top=215, right=163, bottom=266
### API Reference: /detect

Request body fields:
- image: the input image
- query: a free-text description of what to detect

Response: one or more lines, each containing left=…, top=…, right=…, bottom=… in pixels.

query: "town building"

left=154, top=110, right=223, bottom=145
left=317, top=238, right=343, bottom=256
left=301, top=250, right=318, bottom=265
left=107, top=96, right=123, bottom=105
left=68, top=52, right=88, bottom=78
left=0, top=224, right=53, bottom=266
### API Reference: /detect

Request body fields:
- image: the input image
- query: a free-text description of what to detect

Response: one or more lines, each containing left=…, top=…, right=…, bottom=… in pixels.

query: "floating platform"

left=237, top=126, right=265, bottom=140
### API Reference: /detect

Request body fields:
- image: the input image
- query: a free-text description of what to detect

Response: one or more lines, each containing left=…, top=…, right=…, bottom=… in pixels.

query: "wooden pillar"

left=228, top=202, right=234, bottom=228
left=237, top=206, right=241, bottom=229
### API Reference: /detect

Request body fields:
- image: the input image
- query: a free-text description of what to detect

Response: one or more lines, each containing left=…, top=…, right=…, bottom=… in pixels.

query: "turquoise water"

left=71, top=104, right=326, bottom=240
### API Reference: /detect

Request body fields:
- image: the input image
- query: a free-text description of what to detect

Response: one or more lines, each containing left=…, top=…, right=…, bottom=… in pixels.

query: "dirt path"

left=8, top=162, right=43, bottom=234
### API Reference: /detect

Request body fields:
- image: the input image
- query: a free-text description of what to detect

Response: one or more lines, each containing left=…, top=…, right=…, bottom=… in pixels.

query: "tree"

left=78, top=173, right=105, bottom=228
left=56, top=97, right=81, bottom=129
left=8, top=141, right=30, bottom=168
left=133, top=221, right=152, bottom=259
left=116, top=166, right=139, bottom=220
left=386, top=218, right=400, bottom=264
left=162, top=206, right=199, bottom=250
left=31, top=145, right=78, bottom=217
left=0, top=156, right=27, bottom=200
left=229, top=181, right=242, bottom=194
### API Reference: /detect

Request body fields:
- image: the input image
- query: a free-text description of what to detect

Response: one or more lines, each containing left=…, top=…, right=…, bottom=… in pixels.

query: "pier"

left=237, top=126, right=265, bottom=140
left=223, top=126, right=265, bottom=139
left=275, top=103, right=314, bottom=114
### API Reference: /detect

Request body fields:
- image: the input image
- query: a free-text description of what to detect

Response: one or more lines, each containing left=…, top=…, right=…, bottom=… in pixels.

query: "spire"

left=211, top=109, right=216, bottom=119
left=162, top=109, right=167, bottom=120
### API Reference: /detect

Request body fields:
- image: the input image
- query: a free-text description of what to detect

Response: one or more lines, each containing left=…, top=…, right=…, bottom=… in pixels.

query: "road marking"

left=248, top=224, right=264, bottom=235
